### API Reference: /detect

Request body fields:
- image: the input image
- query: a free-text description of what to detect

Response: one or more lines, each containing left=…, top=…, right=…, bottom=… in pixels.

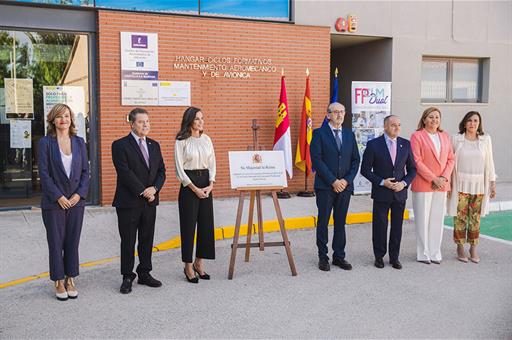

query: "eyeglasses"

left=330, top=110, right=345, bottom=114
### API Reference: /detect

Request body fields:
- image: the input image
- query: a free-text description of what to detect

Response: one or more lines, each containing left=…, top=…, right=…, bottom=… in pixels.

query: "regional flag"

left=295, top=71, right=313, bottom=175
left=273, top=75, right=293, bottom=178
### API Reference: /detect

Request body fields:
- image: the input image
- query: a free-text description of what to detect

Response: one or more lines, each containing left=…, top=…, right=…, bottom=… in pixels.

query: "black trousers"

left=42, top=206, right=85, bottom=281
left=116, top=205, right=156, bottom=277
left=178, top=170, right=215, bottom=263
left=372, top=199, right=406, bottom=262
left=315, top=189, right=351, bottom=261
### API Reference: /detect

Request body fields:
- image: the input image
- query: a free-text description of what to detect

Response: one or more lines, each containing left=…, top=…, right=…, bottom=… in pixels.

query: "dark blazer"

left=111, top=134, right=166, bottom=208
left=360, top=135, right=416, bottom=203
left=38, top=135, right=90, bottom=210
left=310, top=124, right=360, bottom=192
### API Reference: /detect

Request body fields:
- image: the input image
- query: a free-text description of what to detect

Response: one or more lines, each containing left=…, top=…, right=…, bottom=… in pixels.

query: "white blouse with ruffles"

left=174, top=134, right=216, bottom=187
left=447, top=134, right=497, bottom=217
left=456, top=139, right=485, bottom=194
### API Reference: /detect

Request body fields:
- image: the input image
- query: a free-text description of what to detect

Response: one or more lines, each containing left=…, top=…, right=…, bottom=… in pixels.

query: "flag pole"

left=297, top=67, right=315, bottom=197
left=276, top=68, right=291, bottom=199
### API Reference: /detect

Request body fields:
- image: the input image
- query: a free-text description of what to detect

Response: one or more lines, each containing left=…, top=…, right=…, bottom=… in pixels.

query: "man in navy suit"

left=361, top=115, right=416, bottom=269
left=112, top=108, right=166, bottom=294
left=310, top=102, right=360, bottom=272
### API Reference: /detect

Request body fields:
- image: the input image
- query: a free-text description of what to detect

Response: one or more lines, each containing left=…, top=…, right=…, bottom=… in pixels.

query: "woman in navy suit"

left=38, top=104, right=89, bottom=300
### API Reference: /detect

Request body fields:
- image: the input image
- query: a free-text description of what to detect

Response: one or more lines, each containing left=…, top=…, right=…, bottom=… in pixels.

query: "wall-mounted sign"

left=120, top=32, right=159, bottom=80
left=121, top=80, right=191, bottom=106
left=173, top=55, right=277, bottom=79
left=158, top=81, right=191, bottom=106
left=121, top=80, right=159, bottom=106
left=335, top=14, right=357, bottom=33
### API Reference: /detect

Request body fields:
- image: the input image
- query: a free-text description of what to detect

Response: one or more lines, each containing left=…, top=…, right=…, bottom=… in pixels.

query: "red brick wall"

left=98, top=10, right=331, bottom=205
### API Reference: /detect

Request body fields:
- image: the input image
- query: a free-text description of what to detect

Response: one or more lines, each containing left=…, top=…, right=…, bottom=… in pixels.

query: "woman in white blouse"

left=447, top=111, right=496, bottom=263
left=175, top=107, right=216, bottom=283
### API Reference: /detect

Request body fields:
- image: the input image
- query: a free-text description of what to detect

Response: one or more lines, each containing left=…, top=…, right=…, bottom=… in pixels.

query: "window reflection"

left=0, top=30, right=90, bottom=208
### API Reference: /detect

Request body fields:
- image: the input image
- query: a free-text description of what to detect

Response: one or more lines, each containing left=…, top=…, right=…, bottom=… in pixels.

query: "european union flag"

left=322, top=67, right=339, bottom=127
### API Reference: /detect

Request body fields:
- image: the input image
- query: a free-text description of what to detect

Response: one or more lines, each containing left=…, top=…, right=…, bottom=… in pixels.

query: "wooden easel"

left=227, top=120, right=298, bottom=279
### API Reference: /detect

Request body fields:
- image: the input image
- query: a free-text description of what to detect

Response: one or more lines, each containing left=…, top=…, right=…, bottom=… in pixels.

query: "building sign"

left=351, top=81, right=391, bottom=194
left=173, top=56, right=277, bottom=79
left=121, top=80, right=159, bottom=106
left=335, top=15, right=357, bottom=33
left=158, top=81, right=191, bottom=106
left=120, top=32, right=159, bottom=80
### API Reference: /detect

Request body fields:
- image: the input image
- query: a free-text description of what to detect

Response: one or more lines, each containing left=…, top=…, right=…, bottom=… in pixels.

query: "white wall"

left=295, top=0, right=512, bottom=181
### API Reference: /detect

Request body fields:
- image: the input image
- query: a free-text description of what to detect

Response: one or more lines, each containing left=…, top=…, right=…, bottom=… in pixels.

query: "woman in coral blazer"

left=410, top=107, right=454, bottom=264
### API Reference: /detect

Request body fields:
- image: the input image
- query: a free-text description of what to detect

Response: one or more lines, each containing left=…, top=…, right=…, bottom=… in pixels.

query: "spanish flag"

left=273, top=74, right=293, bottom=178
left=295, top=70, right=313, bottom=176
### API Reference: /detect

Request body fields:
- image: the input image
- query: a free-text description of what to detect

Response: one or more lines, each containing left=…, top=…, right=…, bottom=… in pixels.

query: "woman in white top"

left=447, top=111, right=496, bottom=263
left=175, top=107, right=216, bottom=283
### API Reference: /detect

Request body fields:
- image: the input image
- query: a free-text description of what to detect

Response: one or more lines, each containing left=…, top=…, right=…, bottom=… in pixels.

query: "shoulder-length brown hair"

left=46, top=103, right=77, bottom=137
left=458, top=111, right=485, bottom=135
left=416, top=106, right=443, bottom=132
left=176, top=106, right=203, bottom=140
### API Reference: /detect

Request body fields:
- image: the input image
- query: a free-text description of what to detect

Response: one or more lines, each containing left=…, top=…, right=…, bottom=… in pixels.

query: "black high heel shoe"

left=193, top=263, right=211, bottom=280
left=184, top=268, right=199, bottom=283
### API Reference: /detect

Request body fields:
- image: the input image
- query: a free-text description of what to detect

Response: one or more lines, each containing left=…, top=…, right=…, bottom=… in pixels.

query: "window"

left=95, top=0, right=291, bottom=21
left=421, top=57, right=486, bottom=103
left=0, top=30, right=91, bottom=208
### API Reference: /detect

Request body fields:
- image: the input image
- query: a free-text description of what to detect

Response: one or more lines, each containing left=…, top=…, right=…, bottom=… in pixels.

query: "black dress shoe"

left=332, top=258, right=352, bottom=270
left=138, top=274, right=162, bottom=287
left=390, top=260, right=402, bottom=270
left=184, top=269, right=199, bottom=283
left=120, top=274, right=136, bottom=294
left=374, top=257, right=384, bottom=269
left=318, top=259, right=330, bottom=271
left=193, top=264, right=211, bottom=280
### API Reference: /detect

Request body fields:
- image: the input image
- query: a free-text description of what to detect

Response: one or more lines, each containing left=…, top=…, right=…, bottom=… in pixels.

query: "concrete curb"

left=2, top=210, right=410, bottom=289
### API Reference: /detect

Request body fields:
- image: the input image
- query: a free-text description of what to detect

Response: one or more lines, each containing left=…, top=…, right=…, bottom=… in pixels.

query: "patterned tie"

left=139, top=138, right=149, bottom=167
left=334, top=129, right=342, bottom=150
left=389, top=139, right=396, bottom=165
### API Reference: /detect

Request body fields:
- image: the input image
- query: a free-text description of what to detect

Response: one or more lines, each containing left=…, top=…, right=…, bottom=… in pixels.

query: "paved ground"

left=1, top=221, right=511, bottom=339
left=1, top=182, right=511, bottom=283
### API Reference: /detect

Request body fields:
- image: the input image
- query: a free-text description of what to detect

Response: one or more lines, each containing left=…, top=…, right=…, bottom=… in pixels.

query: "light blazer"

left=310, top=124, right=360, bottom=192
left=361, top=135, right=416, bottom=203
left=410, top=129, right=455, bottom=192
left=447, top=134, right=496, bottom=217
left=38, top=135, right=90, bottom=209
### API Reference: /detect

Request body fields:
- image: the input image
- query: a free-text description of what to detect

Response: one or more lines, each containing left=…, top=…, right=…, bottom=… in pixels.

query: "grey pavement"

left=1, top=182, right=511, bottom=283
left=1, top=220, right=511, bottom=339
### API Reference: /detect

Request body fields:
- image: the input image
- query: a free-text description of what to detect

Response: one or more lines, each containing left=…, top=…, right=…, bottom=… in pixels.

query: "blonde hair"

left=46, top=104, right=77, bottom=137
left=416, top=106, right=443, bottom=132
